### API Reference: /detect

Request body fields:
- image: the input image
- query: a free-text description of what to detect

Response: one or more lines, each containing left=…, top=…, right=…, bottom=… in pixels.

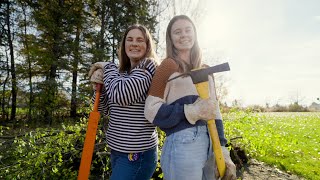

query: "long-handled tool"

left=170, top=62, right=230, bottom=178
left=78, top=84, right=102, bottom=180
left=192, top=63, right=230, bottom=178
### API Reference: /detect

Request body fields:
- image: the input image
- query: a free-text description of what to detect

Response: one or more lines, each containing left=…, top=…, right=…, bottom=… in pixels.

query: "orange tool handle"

left=78, top=84, right=102, bottom=180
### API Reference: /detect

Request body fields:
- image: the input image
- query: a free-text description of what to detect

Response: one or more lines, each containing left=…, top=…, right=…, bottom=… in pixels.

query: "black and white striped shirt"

left=94, top=59, right=158, bottom=153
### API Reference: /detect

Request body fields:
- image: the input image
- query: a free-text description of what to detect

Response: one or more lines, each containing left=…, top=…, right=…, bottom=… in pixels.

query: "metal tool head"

left=190, top=62, right=230, bottom=84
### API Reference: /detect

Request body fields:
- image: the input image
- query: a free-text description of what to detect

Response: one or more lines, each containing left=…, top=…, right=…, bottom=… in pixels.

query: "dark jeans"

left=110, top=147, right=158, bottom=180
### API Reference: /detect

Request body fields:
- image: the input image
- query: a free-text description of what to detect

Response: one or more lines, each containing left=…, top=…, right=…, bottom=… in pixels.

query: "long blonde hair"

left=118, top=24, right=158, bottom=72
left=166, top=15, right=202, bottom=73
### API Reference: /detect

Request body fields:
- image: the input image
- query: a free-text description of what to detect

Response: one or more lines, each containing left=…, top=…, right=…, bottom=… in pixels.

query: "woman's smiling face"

left=125, top=28, right=147, bottom=62
left=170, top=19, right=195, bottom=52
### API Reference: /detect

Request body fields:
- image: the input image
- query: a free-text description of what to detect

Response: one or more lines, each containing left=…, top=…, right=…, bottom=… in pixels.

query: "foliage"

left=2, top=111, right=319, bottom=179
left=221, top=102, right=315, bottom=113
left=288, top=102, right=308, bottom=112
left=0, top=116, right=109, bottom=179
left=0, top=116, right=165, bottom=179
left=1, top=0, right=159, bottom=124
left=223, top=110, right=320, bottom=180
left=152, top=128, right=166, bottom=179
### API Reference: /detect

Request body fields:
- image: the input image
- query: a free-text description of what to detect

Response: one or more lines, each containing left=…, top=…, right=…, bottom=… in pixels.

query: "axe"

left=169, top=62, right=230, bottom=178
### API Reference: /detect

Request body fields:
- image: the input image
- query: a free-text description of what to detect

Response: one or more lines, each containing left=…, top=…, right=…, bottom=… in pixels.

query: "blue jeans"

left=161, top=125, right=215, bottom=180
left=110, top=147, right=158, bottom=180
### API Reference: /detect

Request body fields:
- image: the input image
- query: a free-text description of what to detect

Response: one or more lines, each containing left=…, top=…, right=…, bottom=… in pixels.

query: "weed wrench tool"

left=78, top=83, right=102, bottom=180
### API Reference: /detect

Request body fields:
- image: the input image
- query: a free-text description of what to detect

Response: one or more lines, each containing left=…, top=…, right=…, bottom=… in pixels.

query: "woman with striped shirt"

left=89, top=24, right=158, bottom=180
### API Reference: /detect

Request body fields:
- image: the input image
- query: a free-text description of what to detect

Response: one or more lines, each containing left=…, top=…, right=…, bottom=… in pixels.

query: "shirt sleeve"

left=103, top=59, right=156, bottom=106
left=91, top=86, right=109, bottom=116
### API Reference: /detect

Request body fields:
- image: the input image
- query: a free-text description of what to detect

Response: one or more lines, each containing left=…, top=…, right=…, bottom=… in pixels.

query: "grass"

left=223, top=111, right=320, bottom=180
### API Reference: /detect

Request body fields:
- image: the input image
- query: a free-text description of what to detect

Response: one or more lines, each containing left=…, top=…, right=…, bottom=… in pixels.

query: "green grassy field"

left=223, top=111, right=320, bottom=180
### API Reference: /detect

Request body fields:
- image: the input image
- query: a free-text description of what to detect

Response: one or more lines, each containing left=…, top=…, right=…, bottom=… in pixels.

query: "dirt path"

left=237, top=159, right=304, bottom=180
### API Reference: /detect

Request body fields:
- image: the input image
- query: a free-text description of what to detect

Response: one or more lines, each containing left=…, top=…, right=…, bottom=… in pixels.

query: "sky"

left=192, top=0, right=320, bottom=106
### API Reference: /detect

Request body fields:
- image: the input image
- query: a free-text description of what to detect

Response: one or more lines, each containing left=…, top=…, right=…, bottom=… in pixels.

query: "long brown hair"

left=118, top=24, right=158, bottom=72
left=166, top=15, right=202, bottom=73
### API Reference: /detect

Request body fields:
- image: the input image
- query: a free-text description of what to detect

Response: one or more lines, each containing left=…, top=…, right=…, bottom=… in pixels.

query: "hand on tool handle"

left=88, top=62, right=109, bottom=77
left=89, top=69, right=104, bottom=90
left=184, top=96, right=218, bottom=125
left=214, top=147, right=237, bottom=180
left=89, top=62, right=109, bottom=89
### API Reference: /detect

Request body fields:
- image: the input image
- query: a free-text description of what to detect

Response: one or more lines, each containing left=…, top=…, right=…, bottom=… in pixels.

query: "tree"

left=1, top=0, right=160, bottom=124
left=89, top=0, right=158, bottom=63
left=66, top=0, right=87, bottom=118
left=288, top=102, right=308, bottom=112
left=0, top=0, right=18, bottom=123
left=25, top=1, right=74, bottom=123
left=16, top=0, right=34, bottom=122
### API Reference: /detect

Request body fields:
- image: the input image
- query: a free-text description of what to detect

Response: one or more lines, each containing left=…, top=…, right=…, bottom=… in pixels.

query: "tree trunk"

left=6, top=1, right=17, bottom=124
left=1, top=51, right=10, bottom=122
left=100, top=0, right=106, bottom=61
left=44, top=64, right=57, bottom=125
left=21, top=4, right=34, bottom=122
left=70, top=25, right=80, bottom=117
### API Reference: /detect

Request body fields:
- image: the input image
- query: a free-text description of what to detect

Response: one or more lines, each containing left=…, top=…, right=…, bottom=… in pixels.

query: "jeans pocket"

left=174, top=127, right=198, bottom=144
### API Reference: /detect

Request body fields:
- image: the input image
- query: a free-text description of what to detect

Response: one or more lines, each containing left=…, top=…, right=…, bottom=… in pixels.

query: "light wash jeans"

left=161, top=125, right=216, bottom=180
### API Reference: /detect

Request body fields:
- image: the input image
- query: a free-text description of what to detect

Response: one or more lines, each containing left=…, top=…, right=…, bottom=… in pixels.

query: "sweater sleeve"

left=144, top=58, right=189, bottom=128
left=145, top=96, right=189, bottom=128
left=216, top=118, right=227, bottom=146
left=103, top=59, right=156, bottom=106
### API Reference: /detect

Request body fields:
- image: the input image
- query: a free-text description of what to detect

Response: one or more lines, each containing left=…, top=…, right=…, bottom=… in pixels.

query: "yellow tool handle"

left=78, top=84, right=102, bottom=180
left=195, top=82, right=226, bottom=178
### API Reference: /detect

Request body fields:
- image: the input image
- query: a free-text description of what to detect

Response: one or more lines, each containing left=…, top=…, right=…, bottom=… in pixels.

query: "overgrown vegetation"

left=2, top=111, right=319, bottom=179
left=0, top=116, right=111, bottom=179
left=0, top=115, right=165, bottom=179
left=224, top=110, right=320, bottom=180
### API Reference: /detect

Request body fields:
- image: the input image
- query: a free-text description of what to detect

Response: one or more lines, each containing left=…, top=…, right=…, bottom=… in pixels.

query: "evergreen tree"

left=1, top=0, right=159, bottom=124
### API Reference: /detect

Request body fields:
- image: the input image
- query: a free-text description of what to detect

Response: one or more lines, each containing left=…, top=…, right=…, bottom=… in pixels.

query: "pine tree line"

left=0, top=0, right=160, bottom=125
